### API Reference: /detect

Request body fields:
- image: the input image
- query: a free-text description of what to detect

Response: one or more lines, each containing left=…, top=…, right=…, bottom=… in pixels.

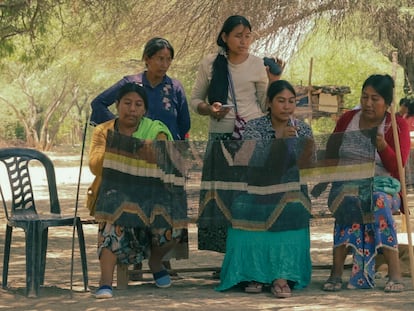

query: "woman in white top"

left=191, top=15, right=280, bottom=139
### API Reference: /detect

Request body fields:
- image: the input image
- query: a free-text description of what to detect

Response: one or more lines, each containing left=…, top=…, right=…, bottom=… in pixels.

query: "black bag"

left=228, top=71, right=246, bottom=140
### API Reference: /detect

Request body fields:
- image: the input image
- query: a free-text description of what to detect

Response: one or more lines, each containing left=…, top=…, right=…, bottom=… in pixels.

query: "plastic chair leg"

left=39, top=227, right=48, bottom=285
left=76, top=219, right=89, bottom=291
left=26, top=221, right=41, bottom=298
left=2, top=225, right=12, bottom=289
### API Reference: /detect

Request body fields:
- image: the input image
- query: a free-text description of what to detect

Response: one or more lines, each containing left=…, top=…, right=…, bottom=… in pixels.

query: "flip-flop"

left=271, top=281, right=291, bottom=298
left=245, top=282, right=263, bottom=293
left=322, top=276, right=343, bottom=292
left=384, top=280, right=405, bottom=293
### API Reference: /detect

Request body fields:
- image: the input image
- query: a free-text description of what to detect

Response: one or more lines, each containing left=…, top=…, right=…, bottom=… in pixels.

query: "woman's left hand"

left=282, top=125, right=298, bottom=138
left=211, top=102, right=231, bottom=121
left=266, top=58, right=285, bottom=83
left=376, top=133, right=388, bottom=151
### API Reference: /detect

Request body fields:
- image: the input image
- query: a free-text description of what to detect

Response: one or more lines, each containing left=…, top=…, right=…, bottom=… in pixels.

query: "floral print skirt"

left=97, top=222, right=188, bottom=264
left=333, top=191, right=400, bottom=288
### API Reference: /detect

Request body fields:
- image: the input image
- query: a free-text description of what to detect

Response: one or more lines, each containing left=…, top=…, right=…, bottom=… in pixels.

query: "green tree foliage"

left=0, top=1, right=413, bottom=147
left=285, top=18, right=405, bottom=109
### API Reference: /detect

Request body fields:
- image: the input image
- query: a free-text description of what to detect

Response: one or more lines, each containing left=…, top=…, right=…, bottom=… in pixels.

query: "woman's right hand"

left=376, top=133, right=388, bottom=152
left=210, top=102, right=231, bottom=121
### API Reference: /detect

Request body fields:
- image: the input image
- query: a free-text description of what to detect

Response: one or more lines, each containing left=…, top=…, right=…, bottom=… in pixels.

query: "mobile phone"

left=221, top=104, right=235, bottom=109
left=289, top=116, right=298, bottom=137
left=263, top=57, right=282, bottom=75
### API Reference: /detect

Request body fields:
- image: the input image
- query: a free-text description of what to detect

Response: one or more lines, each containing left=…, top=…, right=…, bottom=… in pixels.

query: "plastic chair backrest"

left=0, top=148, right=61, bottom=219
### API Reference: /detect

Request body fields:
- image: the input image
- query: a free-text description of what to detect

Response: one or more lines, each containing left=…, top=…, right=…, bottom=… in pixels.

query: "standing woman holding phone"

left=191, top=15, right=281, bottom=141
left=191, top=15, right=282, bottom=285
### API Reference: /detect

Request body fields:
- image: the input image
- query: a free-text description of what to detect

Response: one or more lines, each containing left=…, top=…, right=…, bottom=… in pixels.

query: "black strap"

left=227, top=70, right=238, bottom=114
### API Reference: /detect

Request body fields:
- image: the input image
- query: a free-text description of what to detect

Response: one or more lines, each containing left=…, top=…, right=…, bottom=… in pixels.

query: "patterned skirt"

left=97, top=223, right=188, bottom=264
left=333, top=191, right=400, bottom=288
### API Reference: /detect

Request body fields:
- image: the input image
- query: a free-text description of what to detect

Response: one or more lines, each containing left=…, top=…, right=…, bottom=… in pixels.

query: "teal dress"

left=217, top=223, right=311, bottom=291
left=216, top=115, right=313, bottom=291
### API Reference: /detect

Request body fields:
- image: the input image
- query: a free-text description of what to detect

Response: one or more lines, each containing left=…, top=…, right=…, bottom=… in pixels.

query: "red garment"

left=404, top=115, right=414, bottom=134
left=333, top=109, right=410, bottom=180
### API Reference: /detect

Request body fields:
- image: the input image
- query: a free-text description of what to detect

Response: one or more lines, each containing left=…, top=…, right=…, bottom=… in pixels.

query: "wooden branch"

left=390, top=50, right=414, bottom=288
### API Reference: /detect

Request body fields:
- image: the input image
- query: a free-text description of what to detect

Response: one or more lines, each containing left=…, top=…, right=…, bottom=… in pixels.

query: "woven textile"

left=94, top=130, right=188, bottom=229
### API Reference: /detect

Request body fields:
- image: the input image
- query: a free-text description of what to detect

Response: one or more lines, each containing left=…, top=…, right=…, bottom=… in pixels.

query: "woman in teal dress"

left=217, top=80, right=314, bottom=298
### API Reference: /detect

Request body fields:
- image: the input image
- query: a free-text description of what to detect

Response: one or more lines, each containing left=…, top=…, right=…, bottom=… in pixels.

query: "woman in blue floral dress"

left=318, top=74, right=410, bottom=292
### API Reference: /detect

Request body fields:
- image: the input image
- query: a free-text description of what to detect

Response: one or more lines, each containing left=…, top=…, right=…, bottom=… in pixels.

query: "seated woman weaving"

left=215, top=80, right=314, bottom=298
left=313, top=74, right=410, bottom=293
left=87, top=83, right=187, bottom=298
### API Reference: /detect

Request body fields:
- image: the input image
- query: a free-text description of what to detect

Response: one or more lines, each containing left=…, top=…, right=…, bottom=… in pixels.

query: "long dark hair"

left=207, top=15, right=251, bottom=104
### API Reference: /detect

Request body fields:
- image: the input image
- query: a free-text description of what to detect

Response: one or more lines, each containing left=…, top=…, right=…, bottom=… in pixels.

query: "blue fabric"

left=333, top=191, right=400, bottom=289
left=90, top=72, right=190, bottom=140
left=216, top=227, right=312, bottom=291
left=244, top=114, right=313, bottom=141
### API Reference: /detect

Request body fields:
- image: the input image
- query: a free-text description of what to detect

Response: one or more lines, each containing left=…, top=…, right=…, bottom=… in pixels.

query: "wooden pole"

left=390, top=51, right=414, bottom=287
left=308, top=57, right=313, bottom=124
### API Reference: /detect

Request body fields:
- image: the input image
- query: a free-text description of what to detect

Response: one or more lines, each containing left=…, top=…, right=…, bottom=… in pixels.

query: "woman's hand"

left=282, top=125, right=299, bottom=138
left=376, top=133, right=388, bottom=151
left=210, top=102, right=231, bottom=121
left=266, top=57, right=285, bottom=83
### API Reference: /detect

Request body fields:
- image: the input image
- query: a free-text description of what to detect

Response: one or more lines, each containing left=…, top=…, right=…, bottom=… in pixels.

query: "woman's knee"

left=100, top=247, right=117, bottom=264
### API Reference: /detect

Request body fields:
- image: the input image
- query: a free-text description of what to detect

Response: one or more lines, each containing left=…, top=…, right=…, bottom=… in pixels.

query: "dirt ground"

left=1, top=212, right=414, bottom=311
left=1, top=162, right=414, bottom=310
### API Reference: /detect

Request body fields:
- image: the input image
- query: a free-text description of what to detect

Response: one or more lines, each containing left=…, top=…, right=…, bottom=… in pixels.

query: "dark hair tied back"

left=216, top=15, right=251, bottom=51
left=362, top=74, right=394, bottom=106
left=117, top=82, right=148, bottom=110
left=207, top=15, right=251, bottom=105
left=267, top=80, right=296, bottom=102
left=142, top=37, right=174, bottom=60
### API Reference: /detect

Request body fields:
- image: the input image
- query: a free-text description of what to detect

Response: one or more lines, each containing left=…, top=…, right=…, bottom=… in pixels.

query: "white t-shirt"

left=190, top=53, right=268, bottom=133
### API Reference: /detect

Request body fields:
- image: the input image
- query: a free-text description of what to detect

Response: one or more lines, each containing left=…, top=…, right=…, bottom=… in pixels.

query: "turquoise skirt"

left=216, top=227, right=311, bottom=291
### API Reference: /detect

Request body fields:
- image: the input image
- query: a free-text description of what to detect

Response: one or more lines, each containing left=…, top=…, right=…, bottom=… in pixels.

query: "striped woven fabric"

left=94, top=130, right=377, bottom=234
left=94, top=130, right=188, bottom=228
left=197, top=138, right=312, bottom=234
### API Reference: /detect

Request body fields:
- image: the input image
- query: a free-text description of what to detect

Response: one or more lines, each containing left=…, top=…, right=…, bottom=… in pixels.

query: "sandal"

left=245, top=281, right=263, bottom=293
left=322, top=276, right=343, bottom=292
left=271, top=280, right=291, bottom=298
left=384, top=280, right=405, bottom=293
